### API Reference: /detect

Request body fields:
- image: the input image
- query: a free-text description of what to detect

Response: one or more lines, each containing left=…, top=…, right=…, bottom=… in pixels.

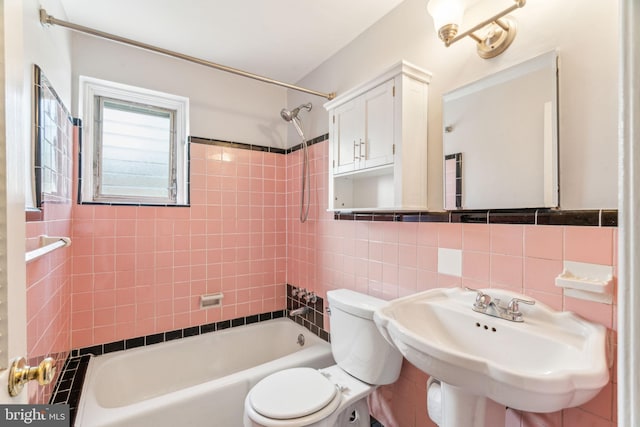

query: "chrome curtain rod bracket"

left=39, top=9, right=337, bottom=100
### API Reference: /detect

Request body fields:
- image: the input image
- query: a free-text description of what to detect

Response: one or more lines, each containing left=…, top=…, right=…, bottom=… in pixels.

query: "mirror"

left=442, top=51, right=558, bottom=210
left=32, top=65, right=73, bottom=212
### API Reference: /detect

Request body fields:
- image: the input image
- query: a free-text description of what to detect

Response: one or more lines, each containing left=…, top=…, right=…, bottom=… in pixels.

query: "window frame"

left=79, top=76, right=189, bottom=205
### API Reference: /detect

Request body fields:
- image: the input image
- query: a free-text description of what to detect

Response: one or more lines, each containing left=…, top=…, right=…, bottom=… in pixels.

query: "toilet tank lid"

left=327, top=289, right=389, bottom=320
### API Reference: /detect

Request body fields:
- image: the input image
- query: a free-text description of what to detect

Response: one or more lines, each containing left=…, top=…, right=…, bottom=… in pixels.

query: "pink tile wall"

left=24, top=117, right=76, bottom=404
left=27, top=131, right=616, bottom=424
left=69, top=142, right=287, bottom=348
left=287, top=140, right=617, bottom=427
left=26, top=198, right=73, bottom=404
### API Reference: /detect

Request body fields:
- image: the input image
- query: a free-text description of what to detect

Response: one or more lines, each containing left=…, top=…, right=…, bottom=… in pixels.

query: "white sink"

left=373, top=287, right=610, bottom=413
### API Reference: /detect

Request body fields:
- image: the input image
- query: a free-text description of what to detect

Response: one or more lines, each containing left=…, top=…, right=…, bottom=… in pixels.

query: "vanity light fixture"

left=427, top=0, right=526, bottom=59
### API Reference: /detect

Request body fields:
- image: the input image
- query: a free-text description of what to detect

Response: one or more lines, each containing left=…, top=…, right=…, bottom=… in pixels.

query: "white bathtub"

left=74, top=318, right=334, bottom=427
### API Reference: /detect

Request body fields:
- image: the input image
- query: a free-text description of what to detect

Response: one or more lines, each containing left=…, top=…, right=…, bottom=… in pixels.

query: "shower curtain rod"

left=39, top=9, right=337, bottom=101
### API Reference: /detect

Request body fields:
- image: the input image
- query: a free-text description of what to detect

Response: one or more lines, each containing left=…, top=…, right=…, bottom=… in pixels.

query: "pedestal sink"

left=373, top=287, right=609, bottom=427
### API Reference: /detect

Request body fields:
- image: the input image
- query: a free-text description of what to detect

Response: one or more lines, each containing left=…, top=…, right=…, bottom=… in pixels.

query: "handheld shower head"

left=280, top=108, right=294, bottom=122
left=280, top=103, right=312, bottom=122
left=280, top=102, right=313, bottom=224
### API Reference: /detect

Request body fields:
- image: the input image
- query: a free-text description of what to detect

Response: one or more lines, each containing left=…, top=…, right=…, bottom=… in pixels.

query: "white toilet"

left=243, top=289, right=403, bottom=427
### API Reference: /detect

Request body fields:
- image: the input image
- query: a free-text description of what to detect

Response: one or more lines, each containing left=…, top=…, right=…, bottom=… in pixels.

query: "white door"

left=0, top=0, right=29, bottom=404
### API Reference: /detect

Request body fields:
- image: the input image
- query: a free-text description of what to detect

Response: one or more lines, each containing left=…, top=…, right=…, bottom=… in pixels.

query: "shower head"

left=280, top=103, right=312, bottom=122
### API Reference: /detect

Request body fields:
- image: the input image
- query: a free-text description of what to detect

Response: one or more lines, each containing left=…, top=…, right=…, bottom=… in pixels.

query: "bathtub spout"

left=289, top=306, right=310, bottom=317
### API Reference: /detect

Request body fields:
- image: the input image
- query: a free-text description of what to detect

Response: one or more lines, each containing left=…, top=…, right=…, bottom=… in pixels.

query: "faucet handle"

left=304, top=291, right=317, bottom=304
left=507, top=297, right=535, bottom=314
left=293, top=287, right=307, bottom=298
left=464, top=286, right=484, bottom=299
left=464, top=287, right=491, bottom=309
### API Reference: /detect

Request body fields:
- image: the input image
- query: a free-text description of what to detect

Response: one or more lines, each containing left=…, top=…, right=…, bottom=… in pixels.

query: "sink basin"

left=373, top=287, right=609, bottom=413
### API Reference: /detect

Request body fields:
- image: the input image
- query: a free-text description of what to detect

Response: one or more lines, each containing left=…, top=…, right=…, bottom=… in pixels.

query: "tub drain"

left=297, top=334, right=305, bottom=346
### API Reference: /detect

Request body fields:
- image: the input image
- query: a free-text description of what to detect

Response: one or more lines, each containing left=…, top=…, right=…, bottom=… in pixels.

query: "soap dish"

left=555, top=261, right=614, bottom=304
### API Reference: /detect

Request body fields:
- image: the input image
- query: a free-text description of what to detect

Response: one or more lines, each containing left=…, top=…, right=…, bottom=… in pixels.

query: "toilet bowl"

left=243, top=290, right=403, bottom=427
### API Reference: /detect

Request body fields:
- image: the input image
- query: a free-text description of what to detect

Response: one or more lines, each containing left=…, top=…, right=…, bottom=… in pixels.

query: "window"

left=79, top=77, right=189, bottom=205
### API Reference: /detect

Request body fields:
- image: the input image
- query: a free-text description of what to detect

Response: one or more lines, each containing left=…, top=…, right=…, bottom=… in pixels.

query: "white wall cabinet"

left=325, top=61, right=431, bottom=211
left=333, top=79, right=395, bottom=174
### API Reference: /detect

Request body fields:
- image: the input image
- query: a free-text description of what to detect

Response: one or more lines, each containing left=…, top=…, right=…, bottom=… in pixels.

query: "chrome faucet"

left=465, top=287, right=535, bottom=322
left=289, top=306, right=310, bottom=317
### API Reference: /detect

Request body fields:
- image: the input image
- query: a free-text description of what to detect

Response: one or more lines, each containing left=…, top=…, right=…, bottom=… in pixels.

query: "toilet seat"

left=246, top=367, right=344, bottom=426
left=250, top=368, right=338, bottom=420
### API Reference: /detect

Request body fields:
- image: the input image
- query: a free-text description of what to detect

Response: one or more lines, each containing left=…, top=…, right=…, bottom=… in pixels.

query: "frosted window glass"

left=94, top=98, right=176, bottom=202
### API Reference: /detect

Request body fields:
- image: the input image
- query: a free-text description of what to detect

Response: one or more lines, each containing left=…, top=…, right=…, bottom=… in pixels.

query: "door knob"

left=8, top=356, right=56, bottom=397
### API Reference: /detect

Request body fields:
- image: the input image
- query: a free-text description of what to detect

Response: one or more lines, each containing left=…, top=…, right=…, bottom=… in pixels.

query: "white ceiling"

left=57, top=0, right=406, bottom=83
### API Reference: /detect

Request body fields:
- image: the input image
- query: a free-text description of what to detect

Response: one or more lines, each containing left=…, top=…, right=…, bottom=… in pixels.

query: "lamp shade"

left=427, top=0, right=464, bottom=31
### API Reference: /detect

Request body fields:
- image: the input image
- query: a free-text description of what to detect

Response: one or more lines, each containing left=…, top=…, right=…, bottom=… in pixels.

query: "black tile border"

left=125, top=336, right=144, bottom=350
left=165, top=329, right=183, bottom=341
left=103, top=340, right=124, bottom=354
left=286, top=133, right=329, bottom=154
left=145, top=333, right=164, bottom=346
left=451, top=210, right=488, bottom=224
left=71, top=309, right=289, bottom=358
left=536, top=209, right=601, bottom=226
left=49, top=354, right=90, bottom=426
left=418, top=212, right=450, bottom=223
left=189, top=136, right=286, bottom=154
left=189, top=133, right=329, bottom=155
left=601, top=210, right=618, bottom=227
left=78, top=201, right=191, bottom=208
left=335, top=208, right=617, bottom=227
left=488, top=209, right=537, bottom=224
left=184, top=326, right=200, bottom=337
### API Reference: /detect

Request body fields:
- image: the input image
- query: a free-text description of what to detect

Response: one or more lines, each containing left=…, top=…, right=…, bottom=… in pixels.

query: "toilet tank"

left=327, top=289, right=402, bottom=385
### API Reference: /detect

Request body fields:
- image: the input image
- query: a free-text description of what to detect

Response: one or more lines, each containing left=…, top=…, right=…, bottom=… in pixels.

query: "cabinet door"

left=333, top=99, right=364, bottom=174
left=362, top=79, right=395, bottom=169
